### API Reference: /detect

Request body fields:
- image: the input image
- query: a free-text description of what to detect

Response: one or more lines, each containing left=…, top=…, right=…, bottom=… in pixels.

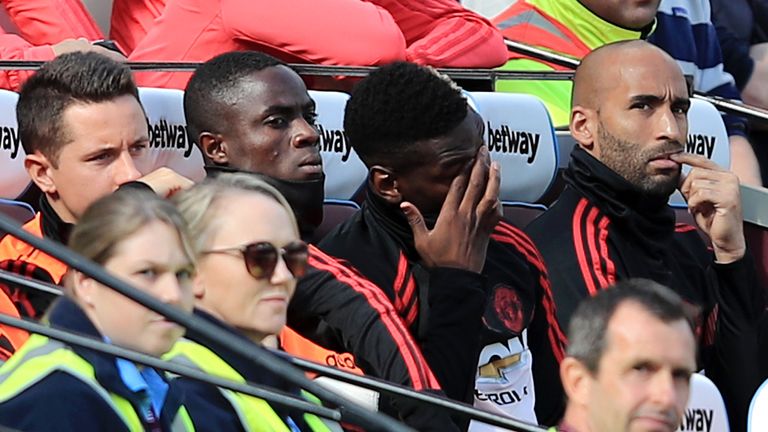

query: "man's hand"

left=51, top=38, right=126, bottom=63
left=400, top=146, right=502, bottom=273
left=671, top=152, right=746, bottom=263
left=138, top=167, right=194, bottom=198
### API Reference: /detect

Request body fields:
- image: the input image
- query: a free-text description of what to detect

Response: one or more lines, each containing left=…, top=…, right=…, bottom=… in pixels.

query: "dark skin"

left=199, top=65, right=322, bottom=182
left=370, top=109, right=502, bottom=274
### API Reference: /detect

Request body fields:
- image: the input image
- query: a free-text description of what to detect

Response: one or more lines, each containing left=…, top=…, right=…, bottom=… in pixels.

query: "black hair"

left=184, top=50, right=286, bottom=148
left=16, top=52, right=139, bottom=166
left=343, top=62, right=468, bottom=168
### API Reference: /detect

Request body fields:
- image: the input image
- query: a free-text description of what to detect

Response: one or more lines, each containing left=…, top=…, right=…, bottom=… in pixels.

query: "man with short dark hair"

left=0, top=51, right=191, bottom=316
left=526, top=40, right=764, bottom=431
left=319, top=61, right=568, bottom=428
left=556, top=278, right=697, bottom=432
left=183, top=50, right=461, bottom=431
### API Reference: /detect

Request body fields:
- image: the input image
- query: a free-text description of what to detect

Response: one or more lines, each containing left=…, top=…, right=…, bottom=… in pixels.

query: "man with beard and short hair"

left=556, top=278, right=697, bottom=432
left=526, top=40, right=764, bottom=431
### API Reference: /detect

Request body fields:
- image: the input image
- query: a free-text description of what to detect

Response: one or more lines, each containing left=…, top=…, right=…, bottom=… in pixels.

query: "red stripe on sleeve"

left=572, top=199, right=600, bottom=296
left=492, top=222, right=567, bottom=362
left=585, top=207, right=610, bottom=289
left=597, top=216, right=617, bottom=285
left=308, top=246, right=440, bottom=390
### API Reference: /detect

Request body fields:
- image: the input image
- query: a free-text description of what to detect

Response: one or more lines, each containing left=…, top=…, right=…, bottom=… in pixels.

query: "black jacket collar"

left=39, top=196, right=73, bottom=245
left=563, top=147, right=676, bottom=252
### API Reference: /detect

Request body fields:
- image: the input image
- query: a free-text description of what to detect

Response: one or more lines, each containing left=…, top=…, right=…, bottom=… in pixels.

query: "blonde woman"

left=170, top=173, right=336, bottom=432
left=0, top=188, right=197, bottom=432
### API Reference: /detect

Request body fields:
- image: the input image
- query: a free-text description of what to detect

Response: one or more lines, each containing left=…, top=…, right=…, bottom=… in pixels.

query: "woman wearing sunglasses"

left=169, top=173, right=336, bottom=432
left=0, top=188, right=197, bottom=431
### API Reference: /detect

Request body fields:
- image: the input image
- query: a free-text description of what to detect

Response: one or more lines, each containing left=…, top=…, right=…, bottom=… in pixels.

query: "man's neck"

left=560, top=406, right=591, bottom=432
left=46, top=196, right=76, bottom=224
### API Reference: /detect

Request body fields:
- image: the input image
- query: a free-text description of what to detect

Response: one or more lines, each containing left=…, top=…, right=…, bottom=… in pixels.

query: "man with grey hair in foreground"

left=555, top=279, right=697, bottom=432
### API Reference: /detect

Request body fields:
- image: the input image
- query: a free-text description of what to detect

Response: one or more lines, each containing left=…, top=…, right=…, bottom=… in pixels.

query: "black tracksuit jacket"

left=526, top=147, right=766, bottom=432
left=319, top=187, right=568, bottom=426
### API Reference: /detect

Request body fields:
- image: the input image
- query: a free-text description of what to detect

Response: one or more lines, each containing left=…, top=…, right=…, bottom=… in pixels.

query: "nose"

left=656, top=107, right=686, bottom=145
left=156, top=274, right=184, bottom=307
left=270, top=255, right=295, bottom=286
left=113, top=151, right=142, bottom=185
left=649, top=372, right=679, bottom=410
left=292, top=118, right=320, bottom=148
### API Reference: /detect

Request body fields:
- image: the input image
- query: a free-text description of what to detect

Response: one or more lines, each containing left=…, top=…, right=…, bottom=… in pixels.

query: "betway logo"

left=486, top=122, right=540, bottom=164
left=677, top=408, right=713, bottom=432
left=147, top=119, right=194, bottom=158
left=686, top=134, right=715, bottom=159
left=0, top=126, right=20, bottom=159
left=317, top=125, right=351, bottom=162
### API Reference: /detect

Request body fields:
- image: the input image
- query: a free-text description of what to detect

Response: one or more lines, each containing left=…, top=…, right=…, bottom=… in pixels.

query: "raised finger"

left=670, top=152, right=725, bottom=171
left=459, top=146, right=491, bottom=213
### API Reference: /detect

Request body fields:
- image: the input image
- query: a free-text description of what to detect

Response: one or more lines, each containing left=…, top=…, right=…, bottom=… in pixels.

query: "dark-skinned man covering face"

left=319, top=62, right=568, bottom=428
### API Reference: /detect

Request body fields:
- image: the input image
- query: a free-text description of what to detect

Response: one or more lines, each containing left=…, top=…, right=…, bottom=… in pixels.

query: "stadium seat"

left=0, top=198, right=34, bottom=237
left=467, top=91, right=559, bottom=223
left=308, top=90, right=368, bottom=201
left=749, top=375, right=768, bottom=431
left=312, top=199, right=360, bottom=243
left=679, top=373, right=730, bottom=432
left=668, top=98, right=730, bottom=209
left=137, top=87, right=206, bottom=182
left=0, top=90, right=29, bottom=199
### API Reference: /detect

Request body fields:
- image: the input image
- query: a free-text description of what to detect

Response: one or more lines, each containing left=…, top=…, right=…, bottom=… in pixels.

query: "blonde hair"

left=172, top=173, right=299, bottom=255
left=68, top=188, right=196, bottom=267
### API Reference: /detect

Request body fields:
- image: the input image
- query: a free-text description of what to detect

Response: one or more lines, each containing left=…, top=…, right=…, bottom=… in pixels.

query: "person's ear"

left=560, top=357, right=593, bottom=407
left=24, top=152, right=57, bottom=195
left=192, top=273, right=205, bottom=300
left=370, top=166, right=401, bottom=205
left=199, top=132, right=229, bottom=165
left=70, top=270, right=98, bottom=307
left=570, top=106, right=600, bottom=157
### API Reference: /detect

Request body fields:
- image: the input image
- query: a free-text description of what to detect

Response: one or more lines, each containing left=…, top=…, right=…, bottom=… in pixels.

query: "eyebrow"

left=629, top=94, right=690, bottom=107
left=264, top=99, right=316, bottom=115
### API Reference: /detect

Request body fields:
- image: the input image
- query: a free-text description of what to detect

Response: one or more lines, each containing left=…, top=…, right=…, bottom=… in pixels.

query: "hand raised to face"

left=400, top=146, right=502, bottom=273
left=670, top=152, right=745, bottom=263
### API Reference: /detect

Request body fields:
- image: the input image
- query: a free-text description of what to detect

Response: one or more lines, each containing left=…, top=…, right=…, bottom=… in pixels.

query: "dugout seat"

left=0, top=90, right=29, bottom=200
left=309, top=90, right=368, bottom=240
left=668, top=98, right=730, bottom=209
left=138, top=87, right=206, bottom=182
left=0, top=199, right=34, bottom=237
left=309, top=90, right=367, bottom=201
left=467, top=91, right=559, bottom=225
left=677, top=373, right=729, bottom=431
left=668, top=98, right=731, bottom=243
left=749, top=373, right=768, bottom=431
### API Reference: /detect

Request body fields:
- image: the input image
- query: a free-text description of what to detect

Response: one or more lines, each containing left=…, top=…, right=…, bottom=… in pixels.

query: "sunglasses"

left=202, top=241, right=309, bottom=280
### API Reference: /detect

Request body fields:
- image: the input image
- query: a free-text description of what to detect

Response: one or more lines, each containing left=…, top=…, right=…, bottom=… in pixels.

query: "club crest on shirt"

left=485, top=284, right=532, bottom=335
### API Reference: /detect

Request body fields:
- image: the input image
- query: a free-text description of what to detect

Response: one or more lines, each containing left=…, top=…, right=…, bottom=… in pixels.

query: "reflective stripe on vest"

left=493, top=0, right=590, bottom=68
left=0, top=334, right=193, bottom=432
left=166, top=340, right=337, bottom=432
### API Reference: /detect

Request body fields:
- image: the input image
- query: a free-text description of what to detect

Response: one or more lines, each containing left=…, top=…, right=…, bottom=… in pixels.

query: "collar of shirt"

left=102, top=336, right=169, bottom=416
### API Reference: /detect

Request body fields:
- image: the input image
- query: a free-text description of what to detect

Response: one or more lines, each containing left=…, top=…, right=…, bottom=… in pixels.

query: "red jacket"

left=110, top=0, right=166, bottom=54
left=129, top=0, right=507, bottom=89
left=1, top=0, right=102, bottom=45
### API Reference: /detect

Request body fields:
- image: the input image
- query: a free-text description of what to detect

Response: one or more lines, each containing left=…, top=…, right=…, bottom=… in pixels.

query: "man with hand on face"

left=183, top=51, right=462, bottom=431
left=318, top=61, right=567, bottom=429
left=555, top=278, right=697, bottom=432
left=0, top=52, right=192, bottom=319
left=525, top=40, right=764, bottom=431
